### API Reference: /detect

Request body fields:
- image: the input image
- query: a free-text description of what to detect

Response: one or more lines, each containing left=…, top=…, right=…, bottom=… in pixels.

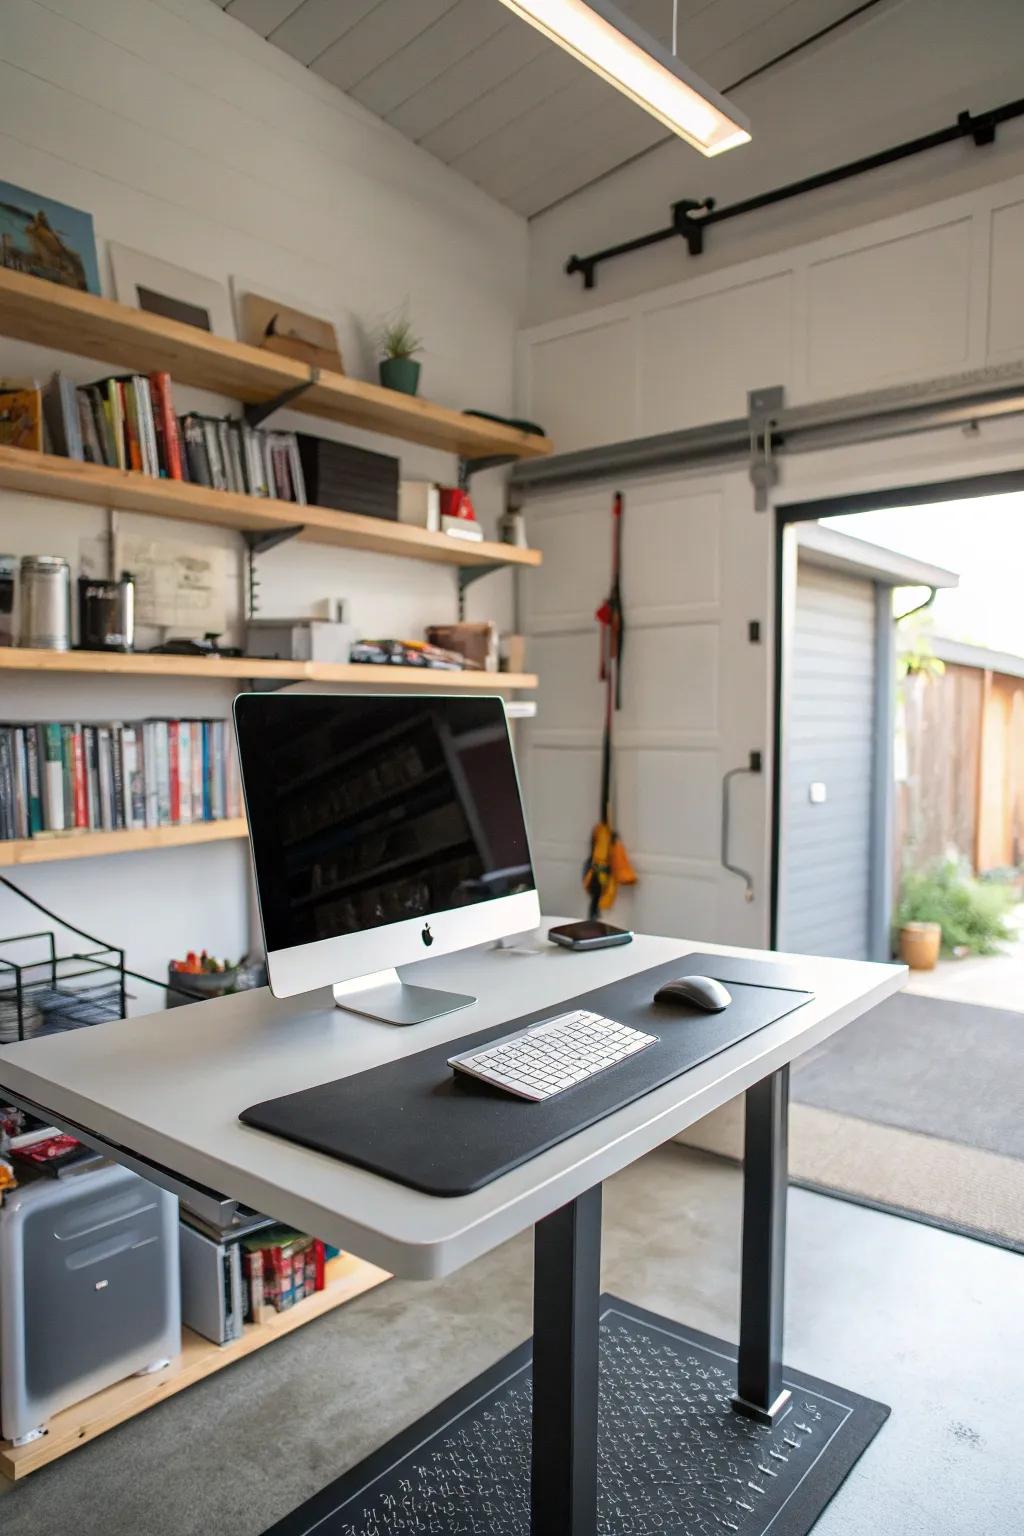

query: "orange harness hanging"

left=582, top=492, right=637, bottom=916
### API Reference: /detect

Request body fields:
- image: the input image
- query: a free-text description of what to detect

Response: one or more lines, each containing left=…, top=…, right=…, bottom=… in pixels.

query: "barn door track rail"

left=565, top=96, right=1024, bottom=290
left=511, top=360, right=1024, bottom=509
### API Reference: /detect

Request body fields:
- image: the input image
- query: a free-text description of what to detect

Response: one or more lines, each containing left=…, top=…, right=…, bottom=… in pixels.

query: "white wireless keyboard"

left=448, top=1009, right=658, bottom=1102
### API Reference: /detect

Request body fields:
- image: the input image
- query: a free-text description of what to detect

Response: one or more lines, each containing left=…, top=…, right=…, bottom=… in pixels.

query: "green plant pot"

left=379, top=356, right=421, bottom=395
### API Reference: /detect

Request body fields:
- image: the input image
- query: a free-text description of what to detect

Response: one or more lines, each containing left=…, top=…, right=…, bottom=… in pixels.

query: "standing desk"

left=0, top=928, right=904, bottom=1534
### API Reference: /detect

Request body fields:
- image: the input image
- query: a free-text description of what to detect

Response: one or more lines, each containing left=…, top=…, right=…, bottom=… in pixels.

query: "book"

left=168, top=720, right=180, bottom=824
left=0, top=385, right=43, bottom=451
left=60, top=725, right=75, bottom=831
left=97, top=726, right=114, bottom=830
left=71, top=724, right=88, bottom=829
left=0, top=730, right=13, bottom=839
left=178, top=721, right=193, bottom=826
left=143, top=721, right=159, bottom=828
left=25, top=726, right=43, bottom=835
left=84, top=724, right=99, bottom=828
left=105, top=378, right=126, bottom=470
left=42, top=372, right=84, bottom=459
left=40, top=723, right=64, bottom=830
left=77, top=389, right=104, bottom=464
left=109, top=725, right=125, bottom=830
left=148, top=372, right=182, bottom=479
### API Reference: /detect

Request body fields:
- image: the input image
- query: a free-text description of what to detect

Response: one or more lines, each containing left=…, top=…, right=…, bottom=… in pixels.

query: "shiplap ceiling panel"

left=421, top=46, right=584, bottom=166
left=392, top=22, right=552, bottom=146
left=223, top=0, right=301, bottom=32
left=349, top=1, right=509, bottom=120
left=268, top=0, right=384, bottom=67
left=313, top=1, right=458, bottom=95
left=224, top=0, right=860, bottom=215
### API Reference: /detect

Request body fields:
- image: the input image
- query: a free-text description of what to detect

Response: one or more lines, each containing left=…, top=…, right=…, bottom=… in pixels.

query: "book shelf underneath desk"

left=0, top=1252, right=390, bottom=1481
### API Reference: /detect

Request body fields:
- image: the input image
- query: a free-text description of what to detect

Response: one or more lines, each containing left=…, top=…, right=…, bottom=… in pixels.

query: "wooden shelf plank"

left=0, top=268, right=551, bottom=461
left=0, top=819, right=248, bottom=867
left=0, top=648, right=537, bottom=690
left=0, top=445, right=541, bottom=570
left=0, top=1254, right=390, bottom=1480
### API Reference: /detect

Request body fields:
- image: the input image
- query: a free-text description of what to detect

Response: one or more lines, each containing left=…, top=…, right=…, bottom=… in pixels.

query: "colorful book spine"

left=71, top=724, right=88, bottom=829
left=25, top=726, right=43, bottom=834
left=41, top=723, right=64, bottom=831
left=168, top=720, right=180, bottom=824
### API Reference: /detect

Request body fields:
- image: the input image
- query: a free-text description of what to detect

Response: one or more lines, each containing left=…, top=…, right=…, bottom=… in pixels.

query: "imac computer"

left=233, top=692, right=541, bottom=1025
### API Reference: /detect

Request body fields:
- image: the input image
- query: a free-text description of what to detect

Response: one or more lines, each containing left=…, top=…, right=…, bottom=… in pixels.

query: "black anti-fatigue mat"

left=241, top=955, right=812, bottom=1196
left=263, top=1296, right=889, bottom=1536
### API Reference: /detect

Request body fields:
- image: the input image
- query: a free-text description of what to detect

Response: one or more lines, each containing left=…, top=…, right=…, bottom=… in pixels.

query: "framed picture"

left=0, top=180, right=100, bottom=294
left=109, top=243, right=235, bottom=337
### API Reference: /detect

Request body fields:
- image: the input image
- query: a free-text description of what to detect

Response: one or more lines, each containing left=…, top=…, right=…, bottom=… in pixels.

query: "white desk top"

left=0, top=927, right=903, bottom=1278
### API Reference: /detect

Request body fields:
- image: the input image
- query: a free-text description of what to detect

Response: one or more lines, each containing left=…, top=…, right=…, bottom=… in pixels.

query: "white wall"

left=525, top=0, right=1024, bottom=327
left=0, top=0, right=529, bottom=993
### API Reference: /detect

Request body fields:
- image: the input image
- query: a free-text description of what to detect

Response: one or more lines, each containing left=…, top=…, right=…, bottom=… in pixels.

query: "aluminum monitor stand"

left=333, top=968, right=475, bottom=1027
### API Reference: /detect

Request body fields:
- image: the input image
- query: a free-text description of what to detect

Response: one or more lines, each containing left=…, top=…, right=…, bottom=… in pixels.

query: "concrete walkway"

left=905, top=903, right=1024, bottom=1012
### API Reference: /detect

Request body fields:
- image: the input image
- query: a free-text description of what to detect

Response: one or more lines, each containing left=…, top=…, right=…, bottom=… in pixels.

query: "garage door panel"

left=619, top=625, right=718, bottom=736
left=615, top=748, right=720, bottom=863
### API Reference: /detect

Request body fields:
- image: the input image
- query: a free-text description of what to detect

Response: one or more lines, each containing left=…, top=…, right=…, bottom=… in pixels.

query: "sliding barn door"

left=519, top=464, right=774, bottom=950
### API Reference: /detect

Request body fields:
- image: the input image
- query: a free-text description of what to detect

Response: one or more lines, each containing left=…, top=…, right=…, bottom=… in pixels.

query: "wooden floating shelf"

left=0, top=647, right=537, bottom=690
left=0, top=818, right=248, bottom=867
left=0, top=1253, right=390, bottom=1479
left=0, top=446, right=542, bottom=571
left=0, top=268, right=551, bottom=462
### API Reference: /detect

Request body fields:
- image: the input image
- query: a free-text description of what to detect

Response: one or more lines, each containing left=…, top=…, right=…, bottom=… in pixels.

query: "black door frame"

left=769, top=466, right=1024, bottom=951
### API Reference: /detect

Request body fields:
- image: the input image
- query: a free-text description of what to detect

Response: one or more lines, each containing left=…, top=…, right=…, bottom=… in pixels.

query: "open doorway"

left=774, top=484, right=1024, bottom=1253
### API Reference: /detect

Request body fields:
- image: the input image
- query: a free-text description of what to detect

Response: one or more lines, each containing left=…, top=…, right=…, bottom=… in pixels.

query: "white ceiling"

left=217, top=0, right=864, bottom=217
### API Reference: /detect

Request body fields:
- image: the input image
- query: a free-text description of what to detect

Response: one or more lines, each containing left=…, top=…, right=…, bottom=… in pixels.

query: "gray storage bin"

left=0, top=1162, right=180, bottom=1444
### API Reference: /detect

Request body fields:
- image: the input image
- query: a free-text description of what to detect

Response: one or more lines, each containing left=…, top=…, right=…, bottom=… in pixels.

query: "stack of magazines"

left=0, top=719, right=242, bottom=840
left=38, top=369, right=307, bottom=504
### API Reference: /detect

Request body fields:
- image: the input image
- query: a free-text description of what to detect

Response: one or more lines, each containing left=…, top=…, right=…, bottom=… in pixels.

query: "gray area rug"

left=792, top=992, right=1023, bottom=1160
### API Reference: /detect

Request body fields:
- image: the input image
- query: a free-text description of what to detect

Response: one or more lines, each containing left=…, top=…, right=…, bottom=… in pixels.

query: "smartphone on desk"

left=548, top=920, right=633, bottom=951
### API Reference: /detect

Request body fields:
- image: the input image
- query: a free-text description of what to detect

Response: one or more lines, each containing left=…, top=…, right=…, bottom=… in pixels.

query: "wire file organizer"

left=0, top=927, right=127, bottom=1045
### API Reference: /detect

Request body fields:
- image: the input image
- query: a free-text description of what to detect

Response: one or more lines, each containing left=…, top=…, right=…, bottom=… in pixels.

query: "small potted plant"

left=377, top=311, right=423, bottom=396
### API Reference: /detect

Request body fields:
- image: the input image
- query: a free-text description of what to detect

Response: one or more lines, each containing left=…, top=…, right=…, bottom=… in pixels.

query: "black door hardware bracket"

left=565, top=96, right=1024, bottom=290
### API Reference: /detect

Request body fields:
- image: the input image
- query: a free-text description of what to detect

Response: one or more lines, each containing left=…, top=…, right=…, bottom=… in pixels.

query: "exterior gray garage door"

left=779, top=560, right=879, bottom=960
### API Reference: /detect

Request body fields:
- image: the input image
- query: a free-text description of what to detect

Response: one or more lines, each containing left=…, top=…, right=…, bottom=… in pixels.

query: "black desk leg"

left=731, top=1064, right=792, bottom=1425
left=531, top=1184, right=602, bottom=1536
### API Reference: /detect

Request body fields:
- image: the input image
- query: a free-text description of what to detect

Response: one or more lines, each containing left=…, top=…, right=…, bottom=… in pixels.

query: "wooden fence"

left=898, top=660, right=1024, bottom=873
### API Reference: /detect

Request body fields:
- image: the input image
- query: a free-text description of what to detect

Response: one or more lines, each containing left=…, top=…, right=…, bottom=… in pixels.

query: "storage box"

left=295, top=434, right=398, bottom=520
left=426, top=623, right=497, bottom=672
left=246, top=619, right=355, bottom=664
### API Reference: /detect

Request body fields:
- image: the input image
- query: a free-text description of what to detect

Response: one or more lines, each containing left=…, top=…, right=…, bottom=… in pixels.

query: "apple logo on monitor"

left=421, top=923, right=434, bottom=947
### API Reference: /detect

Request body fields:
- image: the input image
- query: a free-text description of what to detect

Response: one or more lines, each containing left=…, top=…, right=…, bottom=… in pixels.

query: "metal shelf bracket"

left=456, top=560, right=506, bottom=620
left=243, top=367, right=321, bottom=429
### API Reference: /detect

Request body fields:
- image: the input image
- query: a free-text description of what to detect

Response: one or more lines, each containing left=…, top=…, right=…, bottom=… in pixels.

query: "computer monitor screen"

left=234, top=693, right=540, bottom=998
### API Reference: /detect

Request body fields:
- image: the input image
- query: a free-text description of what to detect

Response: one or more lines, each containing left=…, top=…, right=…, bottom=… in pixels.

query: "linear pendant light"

left=495, top=0, right=751, bottom=156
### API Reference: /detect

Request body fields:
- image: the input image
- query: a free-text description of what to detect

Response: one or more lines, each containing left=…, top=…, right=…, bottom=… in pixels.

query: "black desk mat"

left=241, top=953, right=812, bottom=1196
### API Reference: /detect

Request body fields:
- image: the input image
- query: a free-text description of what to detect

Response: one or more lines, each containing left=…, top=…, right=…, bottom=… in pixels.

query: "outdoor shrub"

left=895, top=856, right=1017, bottom=956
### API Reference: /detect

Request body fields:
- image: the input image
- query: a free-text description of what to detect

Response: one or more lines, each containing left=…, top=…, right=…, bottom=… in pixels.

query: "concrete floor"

left=2, top=1144, right=1020, bottom=1535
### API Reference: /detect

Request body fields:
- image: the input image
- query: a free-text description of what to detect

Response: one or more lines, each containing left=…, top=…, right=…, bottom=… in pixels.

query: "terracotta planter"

left=899, top=921, right=942, bottom=970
